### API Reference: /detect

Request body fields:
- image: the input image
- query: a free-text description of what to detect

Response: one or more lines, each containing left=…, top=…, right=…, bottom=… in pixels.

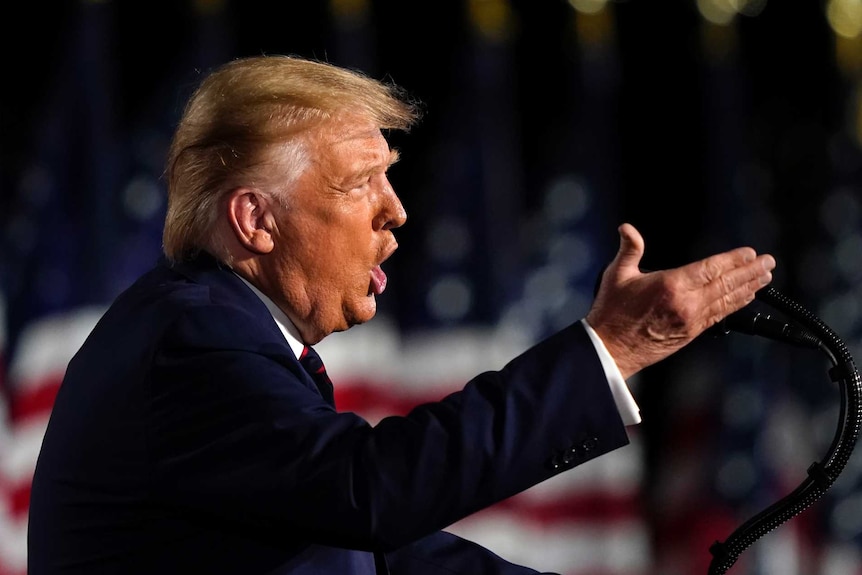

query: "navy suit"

left=28, top=253, right=631, bottom=574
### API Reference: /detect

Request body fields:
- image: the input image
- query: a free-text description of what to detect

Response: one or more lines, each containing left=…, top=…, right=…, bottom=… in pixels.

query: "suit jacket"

left=28, top=253, right=631, bottom=574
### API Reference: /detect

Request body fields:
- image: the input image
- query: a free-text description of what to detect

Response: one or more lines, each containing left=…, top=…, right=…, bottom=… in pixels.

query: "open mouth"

left=369, top=241, right=397, bottom=296
left=370, top=265, right=387, bottom=295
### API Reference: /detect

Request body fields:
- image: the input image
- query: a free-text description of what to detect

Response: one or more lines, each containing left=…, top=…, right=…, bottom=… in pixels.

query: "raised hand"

left=585, top=223, right=776, bottom=380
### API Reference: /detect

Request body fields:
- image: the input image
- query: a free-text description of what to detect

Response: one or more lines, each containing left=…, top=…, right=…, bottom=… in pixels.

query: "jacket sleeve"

left=148, top=303, right=631, bottom=552
left=385, top=530, right=558, bottom=575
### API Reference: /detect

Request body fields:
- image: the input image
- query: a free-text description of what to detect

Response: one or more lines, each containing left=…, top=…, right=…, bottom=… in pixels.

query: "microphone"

left=708, top=305, right=823, bottom=349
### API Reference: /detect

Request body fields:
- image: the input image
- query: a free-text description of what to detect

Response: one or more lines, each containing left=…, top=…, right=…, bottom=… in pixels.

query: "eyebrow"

left=351, top=148, right=400, bottom=181
left=389, top=148, right=401, bottom=166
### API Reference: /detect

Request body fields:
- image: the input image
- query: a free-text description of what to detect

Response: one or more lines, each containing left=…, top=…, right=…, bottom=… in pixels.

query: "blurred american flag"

left=1, top=2, right=861, bottom=575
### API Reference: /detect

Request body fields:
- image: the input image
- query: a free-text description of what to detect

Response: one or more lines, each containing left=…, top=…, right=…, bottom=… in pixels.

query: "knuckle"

left=719, top=292, right=735, bottom=315
left=701, top=259, right=722, bottom=282
left=719, top=272, right=735, bottom=294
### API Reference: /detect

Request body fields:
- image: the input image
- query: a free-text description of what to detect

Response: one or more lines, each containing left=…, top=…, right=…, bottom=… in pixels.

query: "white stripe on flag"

left=448, top=510, right=651, bottom=575
left=317, top=315, right=534, bottom=392
left=8, top=306, right=105, bottom=391
left=2, top=418, right=50, bottom=485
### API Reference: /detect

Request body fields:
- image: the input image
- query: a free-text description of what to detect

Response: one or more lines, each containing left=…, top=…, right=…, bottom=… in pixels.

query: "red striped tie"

left=299, top=345, right=335, bottom=406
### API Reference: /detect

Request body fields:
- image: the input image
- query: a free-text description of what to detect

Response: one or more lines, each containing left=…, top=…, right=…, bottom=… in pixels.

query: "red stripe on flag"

left=7, top=478, right=31, bottom=520
left=335, top=378, right=465, bottom=415
left=492, top=489, right=642, bottom=524
left=9, top=375, right=63, bottom=424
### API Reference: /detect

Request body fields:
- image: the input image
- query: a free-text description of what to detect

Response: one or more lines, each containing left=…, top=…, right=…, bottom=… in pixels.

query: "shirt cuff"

left=580, top=318, right=642, bottom=426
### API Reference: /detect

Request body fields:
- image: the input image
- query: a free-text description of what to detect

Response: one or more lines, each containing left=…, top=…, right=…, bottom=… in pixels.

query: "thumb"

left=610, top=223, right=645, bottom=278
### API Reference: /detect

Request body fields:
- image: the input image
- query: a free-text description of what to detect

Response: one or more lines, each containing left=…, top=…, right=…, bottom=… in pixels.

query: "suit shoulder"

left=97, top=260, right=283, bottom=352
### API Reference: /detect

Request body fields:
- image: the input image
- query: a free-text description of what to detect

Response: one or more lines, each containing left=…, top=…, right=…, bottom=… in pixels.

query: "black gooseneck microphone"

left=591, top=263, right=859, bottom=574
left=706, top=284, right=860, bottom=575
left=707, top=301, right=824, bottom=350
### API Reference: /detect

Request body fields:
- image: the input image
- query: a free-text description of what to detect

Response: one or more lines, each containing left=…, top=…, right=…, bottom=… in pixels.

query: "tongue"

left=370, top=266, right=387, bottom=295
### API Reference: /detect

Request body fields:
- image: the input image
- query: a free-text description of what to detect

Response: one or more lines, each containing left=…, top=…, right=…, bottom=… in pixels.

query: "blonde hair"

left=162, top=54, right=421, bottom=263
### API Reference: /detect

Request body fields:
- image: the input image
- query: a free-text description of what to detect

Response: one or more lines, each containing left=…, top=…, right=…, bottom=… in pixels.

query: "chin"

left=349, top=297, right=377, bottom=326
left=358, top=295, right=377, bottom=323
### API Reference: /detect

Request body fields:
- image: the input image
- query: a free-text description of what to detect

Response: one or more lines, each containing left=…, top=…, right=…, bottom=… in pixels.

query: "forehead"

left=313, top=118, right=394, bottom=167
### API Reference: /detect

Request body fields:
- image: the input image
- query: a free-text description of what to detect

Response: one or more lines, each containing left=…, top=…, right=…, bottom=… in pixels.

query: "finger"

left=672, top=244, right=761, bottom=294
left=701, top=253, right=776, bottom=318
left=611, top=223, right=645, bottom=277
left=726, top=254, right=775, bottom=295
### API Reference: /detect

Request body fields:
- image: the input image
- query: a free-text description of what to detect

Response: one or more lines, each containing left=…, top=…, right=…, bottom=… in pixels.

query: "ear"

left=225, top=188, right=276, bottom=255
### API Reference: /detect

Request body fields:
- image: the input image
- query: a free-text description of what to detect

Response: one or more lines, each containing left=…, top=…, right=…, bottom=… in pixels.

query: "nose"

left=376, top=181, right=407, bottom=231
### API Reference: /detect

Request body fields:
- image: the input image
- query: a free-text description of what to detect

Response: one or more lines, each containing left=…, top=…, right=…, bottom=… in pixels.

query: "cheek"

left=297, top=209, right=374, bottom=284
left=314, top=244, right=368, bottom=293
left=326, top=218, right=373, bottom=263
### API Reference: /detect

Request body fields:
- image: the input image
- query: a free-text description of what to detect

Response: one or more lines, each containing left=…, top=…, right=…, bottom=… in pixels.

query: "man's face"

left=262, top=118, right=407, bottom=344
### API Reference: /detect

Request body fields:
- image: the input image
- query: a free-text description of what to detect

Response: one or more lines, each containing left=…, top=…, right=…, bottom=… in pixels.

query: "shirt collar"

left=234, top=274, right=305, bottom=360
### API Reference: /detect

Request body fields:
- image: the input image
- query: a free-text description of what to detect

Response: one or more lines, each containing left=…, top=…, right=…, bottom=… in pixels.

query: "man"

left=27, top=55, right=776, bottom=574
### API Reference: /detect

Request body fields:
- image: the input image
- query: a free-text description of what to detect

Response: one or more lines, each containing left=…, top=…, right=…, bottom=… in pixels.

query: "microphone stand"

left=707, top=285, right=862, bottom=574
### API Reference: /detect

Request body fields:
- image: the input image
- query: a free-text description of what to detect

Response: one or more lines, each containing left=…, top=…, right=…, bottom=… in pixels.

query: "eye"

left=352, top=172, right=383, bottom=192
